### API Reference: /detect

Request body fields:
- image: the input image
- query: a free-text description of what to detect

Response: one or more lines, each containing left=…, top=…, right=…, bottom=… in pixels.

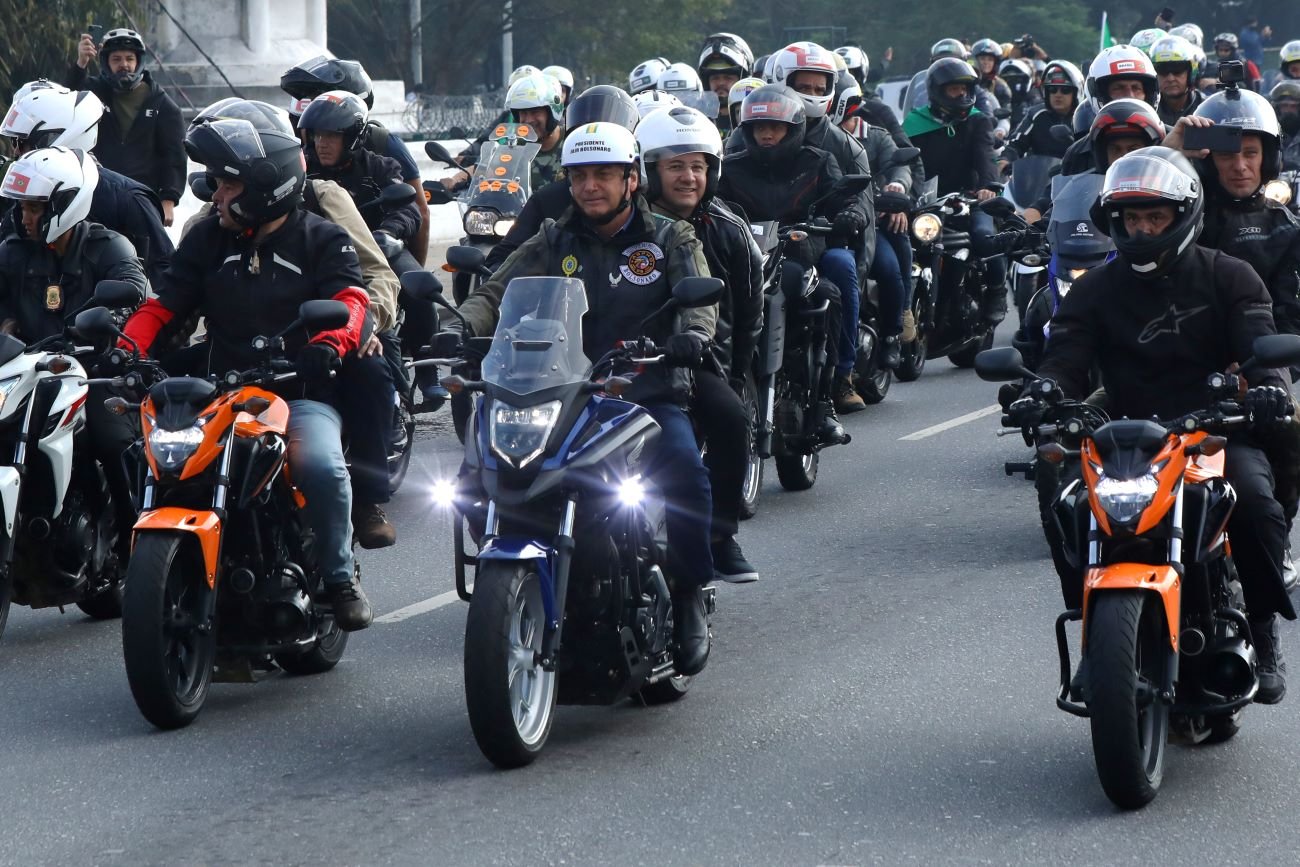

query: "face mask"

left=1280, top=113, right=1300, bottom=135
left=109, top=68, right=143, bottom=92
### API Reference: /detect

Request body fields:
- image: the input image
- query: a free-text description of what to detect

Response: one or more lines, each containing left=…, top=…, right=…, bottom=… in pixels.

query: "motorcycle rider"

left=280, top=55, right=431, bottom=265
left=446, top=72, right=567, bottom=193
left=629, top=58, right=671, bottom=95
left=65, top=29, right=185, bottom=227
left=1271, top=81, right=1300, bottom=170
left=1032, top=147, right=1294, bottom=703
left=726, top=77, right=765, bottom=132
left=122, top=114, right=376, bottom=631
left=998, top=58, right=1040, bottom=130
left=0, top=83, right=173, bottom=288
left=972, top=39, right=1013, bottom=109
left=1001, top=60, right=1083, bottom=168
left=717, top=84, right=859, bottom=442
left=1151, top=34, right=1206, bottom=124
left=453, top=121, right=718, bottom=675
left=904, top=39, right=1010, bottom=139
left=698, top=32, right=754, bottom=131
left=1278, top=40, right=1300, bottom=83
left=1212, top=33, right=1262, bottom=91
left=637, top=105, right=762, bottom=583
left=542, top=65, right=575, bottom=106
left=904, top=58, right=1007, bottom=330
left=0, top=146, right=144, bottom=560
left=1058, top=45, right=1162, bottom=175
left=769, top=42, right=876, bottom=413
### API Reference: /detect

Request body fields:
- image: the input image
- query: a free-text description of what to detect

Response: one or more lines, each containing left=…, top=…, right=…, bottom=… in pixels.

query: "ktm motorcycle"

left=78, top=300, right=357, bottom=730
left=977, top=334, right=1300, bottom=809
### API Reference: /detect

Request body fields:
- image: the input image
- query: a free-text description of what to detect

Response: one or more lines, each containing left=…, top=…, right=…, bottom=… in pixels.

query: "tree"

left=0, top=0, right=149, bottom=103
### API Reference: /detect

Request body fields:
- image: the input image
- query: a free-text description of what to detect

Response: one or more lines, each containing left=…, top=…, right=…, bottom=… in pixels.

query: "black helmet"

left=297, top=90, right=370, bottom=153
left=281, top=56, right=374, bottom=111
left=185, top=118, right=306, bottom=228
left=1072, top=97, right=1099, bottom=139
left=927, top=58, right=978, bottom=122
left=1093, top=146, right=1204, bottom=279
left=1270, top=80, right=1300, bottom=135
left=191, top=98, right=296, bottom=136
left=1088, top=98, right=1165, bottom=170
left=930, top=38, right=970, bottom=62
left=98, top=28, right=146, bottom=92
left=565, top=85, right=640, bottom=132
left=698, top=33, right=754, bottom=81
left=737, top=84, right=807, bottom=167
left=1194, top=85, right=1284, bottom=187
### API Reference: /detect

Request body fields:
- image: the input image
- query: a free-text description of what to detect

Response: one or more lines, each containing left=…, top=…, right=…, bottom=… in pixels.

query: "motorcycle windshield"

left=1047, top=172, right=1113, bottom=265
left=481, top=277, right=592, bottom=397
left=466, top=130, right=540, bottom=217
left=1008, top=155, right=1059, bottom=209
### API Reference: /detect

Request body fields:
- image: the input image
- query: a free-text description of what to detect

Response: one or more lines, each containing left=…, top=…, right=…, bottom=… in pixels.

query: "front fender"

left=476, top=537, right=557, bottom=626
left=1082, top=563, right=1181, bottom=652
left=134, top=508, right=222, bottom=589
left=0, top=465, right=19, bottom=537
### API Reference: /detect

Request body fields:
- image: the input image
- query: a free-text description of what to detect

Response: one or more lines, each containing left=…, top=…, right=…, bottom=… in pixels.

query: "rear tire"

left=276, top=616, right=348, bottom=675
left=854, top=325, right=892, bottom=404
left=1206, top=710, right=1244, bottom=744
left=775, top=451, right=818, bottom=491
left=122, top=533, right=217, bottom=730
left=464, top=561, right=557, bottom=768
left=739, top=373, right=762, bottom=521
left=1086, top=591, right=1170, bottom=809
left=388, top=390, right=416, bottom=495
left=639, top=674, right=692, bottom=704
left=948, top=328, right=995, bottom=369
left=76, top=583, right=123, bottom=620
left=0, top=571, right=10, bottom=642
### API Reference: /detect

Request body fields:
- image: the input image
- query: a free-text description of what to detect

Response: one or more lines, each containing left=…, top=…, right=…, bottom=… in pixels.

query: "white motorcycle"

left=0, top=280, right=141, bottom=641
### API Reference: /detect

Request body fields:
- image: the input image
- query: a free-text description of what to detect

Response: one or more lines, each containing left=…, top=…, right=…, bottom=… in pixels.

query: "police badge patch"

left=561, top=254, right=579, bottom=276
left=618, top=242, right=663, bottom=286
left=45, top=284, right=63, bottom=311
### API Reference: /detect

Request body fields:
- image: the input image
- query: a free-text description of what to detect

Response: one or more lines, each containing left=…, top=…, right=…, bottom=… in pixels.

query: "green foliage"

left=0, top=0, right=148, bottom=103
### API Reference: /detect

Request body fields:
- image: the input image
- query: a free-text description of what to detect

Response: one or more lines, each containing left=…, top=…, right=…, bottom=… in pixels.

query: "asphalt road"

left=4, top=320, right=1298, bottom=867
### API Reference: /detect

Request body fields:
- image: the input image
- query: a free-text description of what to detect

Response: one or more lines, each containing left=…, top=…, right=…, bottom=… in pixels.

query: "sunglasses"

left=1044, top=86, right=1075, bottom=95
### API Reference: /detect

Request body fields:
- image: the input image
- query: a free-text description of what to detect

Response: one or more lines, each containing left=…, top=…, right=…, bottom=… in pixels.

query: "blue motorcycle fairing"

left=476, top=537, right=559, bottom=627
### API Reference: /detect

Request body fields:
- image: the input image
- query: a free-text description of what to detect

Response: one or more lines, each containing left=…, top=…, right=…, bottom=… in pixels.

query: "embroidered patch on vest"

left=619, top=242, right=663, bottom=286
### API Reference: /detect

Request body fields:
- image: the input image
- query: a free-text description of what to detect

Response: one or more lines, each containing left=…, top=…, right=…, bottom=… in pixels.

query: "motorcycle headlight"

left=490, top=400, right=561, bottom=469
left=1095, top=473, right=1159, bottom=525
left=1263, top=179, right=1292, bottom=207
left=912, top=213, right=942, bottom=243
left=493, top=218, right=515, bottom=237
left=148, top=423, right=206, bottom=472
left=464, top=208, right=498, bottom=237
left=0, top=375, right=24, bottom=415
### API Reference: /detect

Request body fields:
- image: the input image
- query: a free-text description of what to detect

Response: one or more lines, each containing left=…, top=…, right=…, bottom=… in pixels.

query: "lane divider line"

left=898, top=404, right=1002, bottom=441
left=374, top=590, right=461, bottom=624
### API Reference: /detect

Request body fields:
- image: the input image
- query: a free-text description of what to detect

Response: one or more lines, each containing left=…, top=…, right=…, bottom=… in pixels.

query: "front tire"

left=121, top=532, right=217, bottom=730
left=388, top=389, right=416, bottom=494
left=1086, top=591, right=1170, bottom=809
left=0, top=571, right=10, bottom=641
left=739, top=373, right=762, bottom=521
left=463, top=561, right=558, bottom=768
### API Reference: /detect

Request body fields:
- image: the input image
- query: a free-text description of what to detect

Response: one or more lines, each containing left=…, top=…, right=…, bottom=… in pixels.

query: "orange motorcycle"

left=977, top=334, right=1300, bottom=809
left=79, top=300, right=354, bottom=730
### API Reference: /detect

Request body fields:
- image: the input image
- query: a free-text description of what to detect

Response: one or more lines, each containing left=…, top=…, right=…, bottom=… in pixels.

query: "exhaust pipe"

left=228, top=567, right=256, bottom=594
left=1204, top=637, right=1257, bottom=699
left=1180, top=627, right=1207, bottom=656
left=27, top=517, right=51, bottom=541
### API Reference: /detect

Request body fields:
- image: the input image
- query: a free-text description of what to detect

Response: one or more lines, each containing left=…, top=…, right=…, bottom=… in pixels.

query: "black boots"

left=672, top=587, right=711, bottom=676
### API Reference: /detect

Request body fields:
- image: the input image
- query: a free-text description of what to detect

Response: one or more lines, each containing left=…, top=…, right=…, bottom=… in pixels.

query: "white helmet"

left=542, top=65, right=574, bottom=92
left=505, top=72, right=565, bottom=131
left=771, top=42, right=839, bottom=118
left=657, top=63, right=703, bottom=97
left=629, top=58, right=670, bottom=95
left=1168, top=23, right=1204, bottom=48
left=636, top=106, right=723, bottom=202
left=1087, top=45, right=1159, bottom=105
left=10, top=79, right=62, bottom=106
left=835, top=46, right=870, bottom=84
left=508, top=64, right=542, bottom=87
left=2, top=86, right=103, bottom=152
left=562, top=121, right=638, bottom=168
left=1, top=146, right=99, bottom=243
left=633, top=90, right=683, bottom=119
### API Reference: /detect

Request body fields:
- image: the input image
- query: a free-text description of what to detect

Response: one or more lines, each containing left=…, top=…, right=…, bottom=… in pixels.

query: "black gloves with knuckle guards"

left=833, top=209, right=866, bottom=236
left=296, top=342, right=339, bottom=383
left=664, top=332, right=707, bottom=367
left=1245, top=385, right=1292, bottom=426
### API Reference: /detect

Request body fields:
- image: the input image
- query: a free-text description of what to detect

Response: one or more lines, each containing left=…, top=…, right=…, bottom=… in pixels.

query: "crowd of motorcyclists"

left=3, top=13, right=1300, bottom=760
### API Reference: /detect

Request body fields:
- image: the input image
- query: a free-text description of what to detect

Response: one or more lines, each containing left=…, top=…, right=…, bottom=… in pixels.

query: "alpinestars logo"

left=1138, top=303, right=1209, bottom=344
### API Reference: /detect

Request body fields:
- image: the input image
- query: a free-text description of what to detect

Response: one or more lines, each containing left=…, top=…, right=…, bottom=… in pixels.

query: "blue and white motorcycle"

left=428, top=274, right=723, bottom=768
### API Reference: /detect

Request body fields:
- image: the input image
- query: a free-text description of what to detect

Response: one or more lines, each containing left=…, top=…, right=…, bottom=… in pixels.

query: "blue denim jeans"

left=868, top=229, right=912, bottom=335
left=287, top=400, right=354, bottom=586
left=644, top=402, right=714, bottom=589
left=970, top=208, right=1007, bottom=312
left=818, top=246, right=860, bottom=378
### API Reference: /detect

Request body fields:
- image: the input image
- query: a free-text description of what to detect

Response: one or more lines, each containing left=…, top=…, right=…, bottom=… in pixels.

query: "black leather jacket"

left=309, top=149, right=422, bottom=243
left=802, top=116, right=876, bottom=267
left=1200, top=192, right=1300, bottom=338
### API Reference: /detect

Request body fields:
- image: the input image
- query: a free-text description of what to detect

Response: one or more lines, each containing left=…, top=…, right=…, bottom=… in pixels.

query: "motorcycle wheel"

left=388, top=388, right=416, bottom=495
left=1205, top=710, right=1244, bottom=743
left=276, top=614, right=348, bottom=675
left=739, top=373, right=762, bottom=520
left=639, top=673, right=693, bottom=704
left=947, top=328, right=995, bottom=369
left=464, top=561, right=557, bottom=768
left=76, top=583, right=123, bottom=620
left=775, top=451, right=818, bottom=491
left=0, top=571, right=10, bottom=641
left=122, top=532, right=217, bottom=730
left=1085, top=590, right=1170, bottom=809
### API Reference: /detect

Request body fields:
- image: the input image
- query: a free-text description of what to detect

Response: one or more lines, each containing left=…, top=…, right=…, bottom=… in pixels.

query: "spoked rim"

left=507, top=580, right=555, bottom=746
left=162, top=576, right=208, bottom=703
left=742, top=387, right=762, bottom=505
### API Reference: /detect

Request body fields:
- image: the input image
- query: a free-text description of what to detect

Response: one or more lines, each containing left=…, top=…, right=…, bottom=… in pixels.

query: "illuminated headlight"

left=493, top=218, right=515, bottom=237
left=464, top=208, right=499, bottom=236
left=148, top=424, right=205, bottom=472
left=0, top=375, right=23, bottom=415
left=617, top=476, right=646, bottom=507
left=490, top=400, right=561, bottom=469
left=1263, top=179, right=1292, bottom=207
left=1095, top=473, right=1159, bottom=525
left=912, top=213, right=942, bottom=243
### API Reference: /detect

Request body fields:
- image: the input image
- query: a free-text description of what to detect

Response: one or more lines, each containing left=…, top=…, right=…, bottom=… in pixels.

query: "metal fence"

left=402, top=90, right=507, bottom=139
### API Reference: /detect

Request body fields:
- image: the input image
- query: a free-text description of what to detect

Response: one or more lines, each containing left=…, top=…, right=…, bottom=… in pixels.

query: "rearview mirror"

left=94, top=279, right=143, bottom=308
left=978, top=197, right=1017, bottom=220
left=400, top=269, right=445, bottom=302
left=298, top=299, right=351, bottom=332
left=424, top=141, right=458, bottom=166
left=888, top=146, right=920, bottom=168
left=188, top=171, right=214, bottom=203
left=1248, top=334, right=1300, bottom=370
left=994, top=107, right=1011, bottom=120
left=835, top=174, right=873, bottom=195
left=74, top=306, right=118, bottom=340
left=1050, top=124, right=1074, bottom=145
left=429, top=330, right=464, bottom=357
left=423, top=179, right=454, bottom=205
left=446, top=244, right=489, bottom=276
left=974, top=347, right=1031, bottom=382
left=671, top=276, right=724, bottom=309
left=380, top=184, right=417, bottom=207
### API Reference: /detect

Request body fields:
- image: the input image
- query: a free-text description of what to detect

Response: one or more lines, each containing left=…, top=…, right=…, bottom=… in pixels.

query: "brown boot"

left=834, top=376, right=866, bottom=414
left=352, top=503, right=396, bottom=549
left=901, top=309, right=918, bottom=343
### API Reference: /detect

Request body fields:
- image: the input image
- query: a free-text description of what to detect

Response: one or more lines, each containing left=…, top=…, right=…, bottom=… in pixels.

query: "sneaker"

left=325, top=580, right=373, bottom=632
left=1251, top=614, right=1287, bottom=704
left=352, top=503, right=397, bottom=549
left=881, top=336, right=901, bottom=370
left=834, top=376, right=866, bottom=414
left=901, top=309, right=918, bottom=343
left=1284, top=542, right=1298, bottom=593
left=712, top=537, right=759, bottom=584
left=816, top=401, right=849, bottom=446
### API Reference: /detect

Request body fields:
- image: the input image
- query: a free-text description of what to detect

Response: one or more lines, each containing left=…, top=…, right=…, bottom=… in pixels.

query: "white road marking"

left=374, top=590, right=462, bottom=624
left=899, top=404, right=1002, bottom=441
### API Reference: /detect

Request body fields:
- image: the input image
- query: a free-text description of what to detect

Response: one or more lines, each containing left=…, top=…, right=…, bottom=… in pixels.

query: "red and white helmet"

left=1, top=146, right=99, bottom=243
left=2, top=85, right=103, bottom=152
left=1087, top=45, right=1159, bottom=105
left=771, top=42, right=838, bottom=118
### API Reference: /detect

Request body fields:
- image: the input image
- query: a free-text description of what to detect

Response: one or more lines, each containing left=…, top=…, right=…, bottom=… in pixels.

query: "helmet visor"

left=1102, top=153, right=1198, bottom=204
left=186, top=118, right=268, bottom=173
left=566, top=90, right=639, bottom=131
left=740, top=90, right=802, bottom=125
left=1, top=161, right=56, bottom=201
